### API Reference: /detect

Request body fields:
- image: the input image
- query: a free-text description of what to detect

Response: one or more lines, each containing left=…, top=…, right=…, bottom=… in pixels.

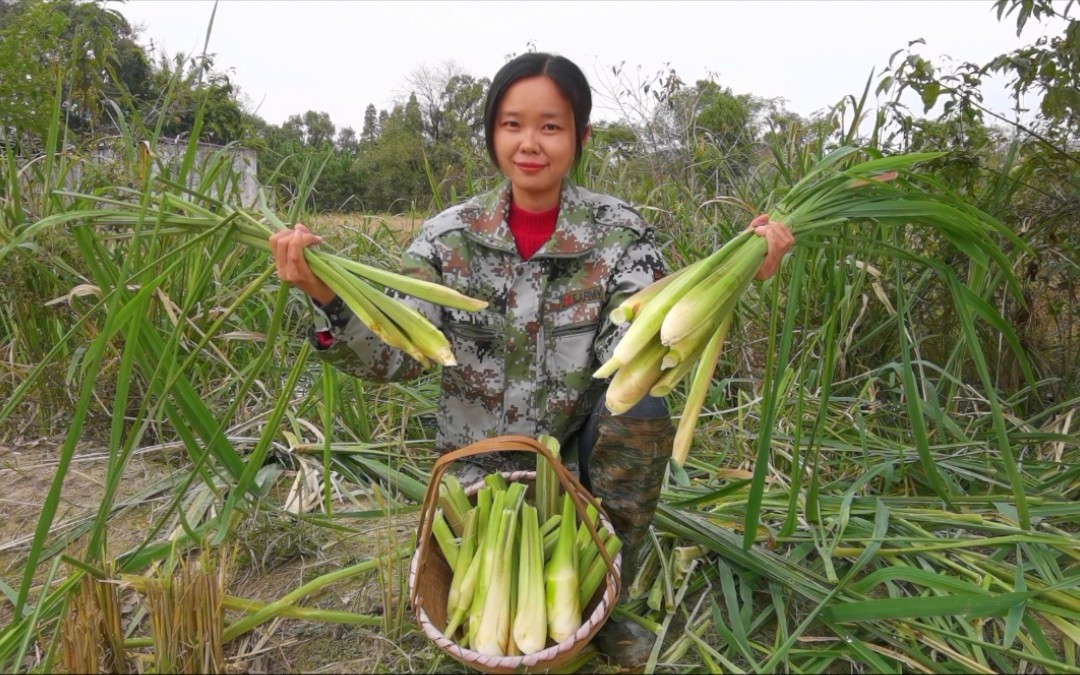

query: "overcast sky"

left=116, top=0, right=1064, bottom=133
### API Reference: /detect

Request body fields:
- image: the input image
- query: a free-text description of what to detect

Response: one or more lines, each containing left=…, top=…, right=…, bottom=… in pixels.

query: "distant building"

left=146, top=139, right=260, bottom=208
left=25, top=139, right=260, bottom=208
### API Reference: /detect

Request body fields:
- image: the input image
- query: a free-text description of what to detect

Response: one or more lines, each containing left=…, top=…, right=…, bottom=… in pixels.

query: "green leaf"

left=0, top=578, right=18, bottom=609
left=892, top=235, right=953, bottom=507
left=825, top=591, right=1035, bottom=622
left=920, top=81, right=942, bottom=112
left=715, top=562, right=761, bottom=670
left=943, top=270, right=1030, bottom=529
left=851, top=566, right=982, bottom=596
left=668, top=459, right=691, bottom=487
left=1003, top=546, right=1027, bottom=648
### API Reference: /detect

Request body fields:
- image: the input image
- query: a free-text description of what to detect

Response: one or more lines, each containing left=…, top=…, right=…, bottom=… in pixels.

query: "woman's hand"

left=747, top=214, right=795, bottom=280
left=268, top=224, right=337, bottom=305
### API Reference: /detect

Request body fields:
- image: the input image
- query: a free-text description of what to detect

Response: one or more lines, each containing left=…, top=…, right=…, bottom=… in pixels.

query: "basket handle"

left=410, top=434, right=621, bottom=614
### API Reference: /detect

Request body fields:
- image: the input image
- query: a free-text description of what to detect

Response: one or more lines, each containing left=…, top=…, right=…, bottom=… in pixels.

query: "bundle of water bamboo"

left=431, top=439, right=620, bottom=657
left=54, top=189, right=488, bottom=367
left=597, top=148, right=1025, bottom=465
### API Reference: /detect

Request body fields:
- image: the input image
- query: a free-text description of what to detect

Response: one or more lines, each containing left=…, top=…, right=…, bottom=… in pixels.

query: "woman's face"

left=492, top=75, right=584, bottom=211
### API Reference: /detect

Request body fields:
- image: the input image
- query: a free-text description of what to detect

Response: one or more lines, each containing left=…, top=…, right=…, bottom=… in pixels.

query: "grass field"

left=2, top=89, right=1080, bottom=673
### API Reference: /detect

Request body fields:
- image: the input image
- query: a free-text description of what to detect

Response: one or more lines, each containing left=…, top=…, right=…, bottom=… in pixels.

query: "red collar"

left=507, top=202, right=559, bottom=261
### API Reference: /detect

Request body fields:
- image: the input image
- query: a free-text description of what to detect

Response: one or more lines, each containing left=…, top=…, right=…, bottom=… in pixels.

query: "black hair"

left=483, top=52, right=592, bottom=165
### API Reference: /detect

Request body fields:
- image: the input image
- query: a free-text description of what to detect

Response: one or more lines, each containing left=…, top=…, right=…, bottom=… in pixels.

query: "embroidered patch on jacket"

left=561, top=286, right=604, bottom=307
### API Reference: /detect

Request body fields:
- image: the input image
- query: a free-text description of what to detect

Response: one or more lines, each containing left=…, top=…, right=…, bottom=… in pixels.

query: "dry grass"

left=311, top=213, right=423, bottom=245
left=141, top=549, right=227, bottom=674
left=59, top=576, right=107, bottom=674
left=58, top=562, right=127, bottom=674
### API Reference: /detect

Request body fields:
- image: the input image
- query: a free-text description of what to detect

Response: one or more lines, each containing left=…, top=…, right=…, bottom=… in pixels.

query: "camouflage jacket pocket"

left=443, top=309, right=505, bottom=373
left=540, top=299, right=603, bottom=438
left=436, top=310, right=507, bottom=449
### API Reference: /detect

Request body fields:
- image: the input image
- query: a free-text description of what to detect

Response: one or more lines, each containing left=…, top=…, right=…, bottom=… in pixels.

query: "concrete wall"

left=32, top=140, right=261, bottom=208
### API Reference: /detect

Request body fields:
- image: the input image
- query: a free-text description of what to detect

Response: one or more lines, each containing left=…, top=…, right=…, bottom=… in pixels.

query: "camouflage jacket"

left=310, top=181, right=667, bottom=453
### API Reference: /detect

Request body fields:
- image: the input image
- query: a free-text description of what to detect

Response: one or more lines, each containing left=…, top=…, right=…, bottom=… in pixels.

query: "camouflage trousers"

left=577, top=393, right=674, bottom=594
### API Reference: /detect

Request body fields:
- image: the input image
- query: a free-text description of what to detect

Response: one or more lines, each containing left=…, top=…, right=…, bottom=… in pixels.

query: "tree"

left=0, top=0, right=153, bottom=141
left=987, top=0, right=1080, bottom=138
left=649, top=78, right=777, bottom=194
left=440, top=73, right=488, bottom=154
left=876, top=1, right=1078, bottom=151
left=303, top=110, right=335, bottom=147
left=590, top=121, right=639, bottom=159
left=400, top=63, right=490, bottom=203
left=406, top=60, right=463, bottom=144
left=404, top=94, right=423, bottom=136
left=870, top=0, right=1080, bottom=403
left=691, top=81, right=759, bottom=149
left=281, top=110, right=335, bottom=148
left=361, top=103, right=380, bottom=144
left=337, top=126, right=359, bottom=154
left=0, top=0, right=68, bottom=142
left=358, top=98, right=428, bottom=211
left=404, top=61, right=488, bottom=152
left=61, top=0, right=136, bottom=129
left=148, top=51, right=248, bottom=145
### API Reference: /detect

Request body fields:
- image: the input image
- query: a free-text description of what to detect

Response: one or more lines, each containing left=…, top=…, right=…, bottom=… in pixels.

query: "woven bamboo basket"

left=408, top=435, right=621, bottom=674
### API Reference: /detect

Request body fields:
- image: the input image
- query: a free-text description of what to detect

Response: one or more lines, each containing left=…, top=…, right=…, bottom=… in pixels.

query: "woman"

left=271, top=52, right=793, bottom=667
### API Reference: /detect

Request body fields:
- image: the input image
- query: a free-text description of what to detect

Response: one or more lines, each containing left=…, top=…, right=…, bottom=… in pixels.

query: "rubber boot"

left=585, top=410, right=674, bottom=670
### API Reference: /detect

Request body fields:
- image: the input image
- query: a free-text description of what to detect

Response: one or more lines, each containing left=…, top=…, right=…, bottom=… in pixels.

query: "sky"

left=115, top=0, right=1066, bottom=133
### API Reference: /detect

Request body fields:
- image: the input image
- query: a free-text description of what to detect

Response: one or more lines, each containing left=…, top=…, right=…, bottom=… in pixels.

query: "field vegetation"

left=2, top=0, right=1080, bottom=672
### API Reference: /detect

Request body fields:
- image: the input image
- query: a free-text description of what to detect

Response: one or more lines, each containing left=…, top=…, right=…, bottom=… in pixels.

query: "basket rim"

left=408, top=468, right=622, bottom=670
